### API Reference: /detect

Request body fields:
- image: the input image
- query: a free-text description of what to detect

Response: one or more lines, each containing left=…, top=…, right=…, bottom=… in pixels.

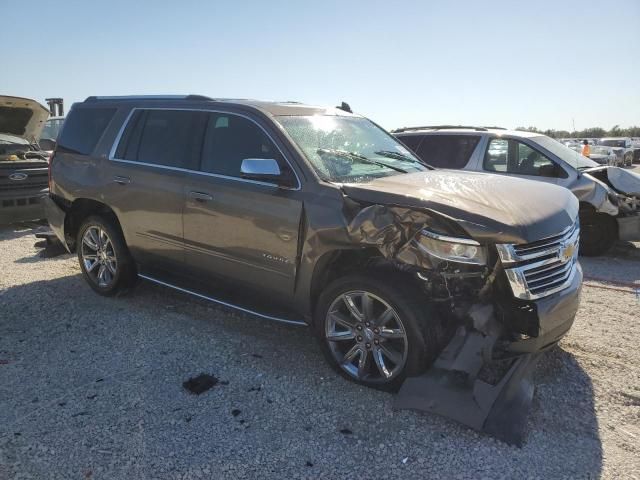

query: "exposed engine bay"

left=342, top=198, right=581, bottom=445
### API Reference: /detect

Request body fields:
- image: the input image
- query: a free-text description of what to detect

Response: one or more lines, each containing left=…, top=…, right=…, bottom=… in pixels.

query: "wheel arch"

left=308, top=247, right=414, bottom=322
left=64, top=198, right=124, bottom=251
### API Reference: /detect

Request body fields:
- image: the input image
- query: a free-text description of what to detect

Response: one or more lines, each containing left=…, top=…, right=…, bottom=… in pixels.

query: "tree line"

left=515, top=125, right=640, bottom=139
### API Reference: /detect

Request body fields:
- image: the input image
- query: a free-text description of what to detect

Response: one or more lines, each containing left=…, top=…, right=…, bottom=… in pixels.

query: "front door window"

left=483, top=138, right=565, bottom=178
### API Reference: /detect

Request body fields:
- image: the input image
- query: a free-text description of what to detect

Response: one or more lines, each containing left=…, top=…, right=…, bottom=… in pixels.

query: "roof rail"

left=392, top=125, right=508, bottom=133
left=84, top=94, right=213, bottom=102
left=392, top=125, right=489, bottom=133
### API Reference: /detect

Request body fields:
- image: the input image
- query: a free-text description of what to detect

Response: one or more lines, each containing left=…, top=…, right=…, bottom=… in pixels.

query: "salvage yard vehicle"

left=394, top=126, right=640, bottom=256
left=0, top=95, right=50, bottom=224
left=38, top=116, right=65, bottom=154
left=568, top=144, right=620, bottom=166
left=597, top=137, right=634, bottom=167
left=45, top=96, right=583, bottom=444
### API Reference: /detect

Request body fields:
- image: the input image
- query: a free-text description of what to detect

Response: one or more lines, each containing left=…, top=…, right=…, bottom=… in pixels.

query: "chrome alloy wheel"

left=81, top=226, right=117, bottom=288
left=325, top=291, right=409, bottom=382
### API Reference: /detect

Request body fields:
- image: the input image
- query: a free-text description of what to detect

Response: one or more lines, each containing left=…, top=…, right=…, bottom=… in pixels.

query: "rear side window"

left=114, top=109, right=204, bottom=170
left=414, top=135, right=480, bottom=168
left=200, top=113, right=280, bottom=178
left=58, top=107, right=116, bottom=155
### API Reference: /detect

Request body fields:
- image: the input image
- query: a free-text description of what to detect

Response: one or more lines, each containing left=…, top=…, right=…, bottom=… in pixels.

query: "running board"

left=138, top=274, right=307, bottom=326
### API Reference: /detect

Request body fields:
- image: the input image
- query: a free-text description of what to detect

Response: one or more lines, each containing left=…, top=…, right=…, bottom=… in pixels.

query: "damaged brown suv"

left=45, top=96, right=582, bottom=443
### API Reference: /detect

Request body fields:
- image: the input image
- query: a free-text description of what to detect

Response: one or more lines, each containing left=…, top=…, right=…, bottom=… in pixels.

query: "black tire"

left=579, top=212, right=617, bottom=256
left=314, top=271, right=444, bottom=392
left=76, top=215, right=136, bottom=296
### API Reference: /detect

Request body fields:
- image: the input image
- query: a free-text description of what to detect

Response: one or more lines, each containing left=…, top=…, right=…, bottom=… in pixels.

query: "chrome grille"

left=496, top=221, right=580, bottom=300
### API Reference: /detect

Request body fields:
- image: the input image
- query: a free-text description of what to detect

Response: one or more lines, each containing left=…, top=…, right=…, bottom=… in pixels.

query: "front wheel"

left=579, top=212, right=617, bottom=256
left=314, top=272, right=443, bottom=391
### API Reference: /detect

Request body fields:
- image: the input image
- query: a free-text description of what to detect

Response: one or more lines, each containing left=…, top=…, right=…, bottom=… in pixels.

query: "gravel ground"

left=0, top=224, right=639, bottom=479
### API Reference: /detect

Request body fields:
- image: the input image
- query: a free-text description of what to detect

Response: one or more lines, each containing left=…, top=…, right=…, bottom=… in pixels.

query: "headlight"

left=415, top=229, right=487, bottom=265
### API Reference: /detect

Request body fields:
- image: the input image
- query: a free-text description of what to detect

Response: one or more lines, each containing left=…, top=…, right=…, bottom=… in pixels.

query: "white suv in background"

left=393, top=126, right=640, bottom=256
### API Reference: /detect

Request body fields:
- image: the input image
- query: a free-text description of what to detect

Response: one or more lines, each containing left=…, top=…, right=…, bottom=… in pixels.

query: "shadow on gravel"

left=1, top=272, right=604, bottom=477
left=0, top=223, right=46, bottom=242
left=608, top=240, right=640, bottom=260
left=533, top=345, right=603, bottom=476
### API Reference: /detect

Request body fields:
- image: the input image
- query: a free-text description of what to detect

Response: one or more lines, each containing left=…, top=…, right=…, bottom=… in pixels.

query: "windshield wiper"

left=374, top=150, right=433, bottom=169
left=317, top=148, right=409, bottom=173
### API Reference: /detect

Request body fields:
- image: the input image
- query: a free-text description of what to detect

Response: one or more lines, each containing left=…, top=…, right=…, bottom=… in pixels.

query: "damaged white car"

left=394, top=127, right=640, bottom=255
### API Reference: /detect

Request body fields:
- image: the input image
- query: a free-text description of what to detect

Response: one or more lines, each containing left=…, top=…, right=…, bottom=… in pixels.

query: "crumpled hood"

left=584, top=166, right=640, bottom=197
left=341, top=170, right=578, bottom=244
left=0, top=96, right=49, bottom=143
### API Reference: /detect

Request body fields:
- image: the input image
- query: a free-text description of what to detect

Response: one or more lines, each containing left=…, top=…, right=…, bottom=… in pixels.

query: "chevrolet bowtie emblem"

left=559, top=242, right=575, bottom=263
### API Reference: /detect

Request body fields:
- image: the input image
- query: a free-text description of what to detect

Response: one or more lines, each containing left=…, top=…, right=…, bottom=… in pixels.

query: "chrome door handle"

left=113, top=176, right=131, bottom=185
left=189, top=191, right=213, bottom=202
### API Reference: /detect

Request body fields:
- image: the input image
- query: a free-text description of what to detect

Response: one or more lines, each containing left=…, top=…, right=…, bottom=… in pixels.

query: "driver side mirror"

left=240, top=158, right=295, bottom=188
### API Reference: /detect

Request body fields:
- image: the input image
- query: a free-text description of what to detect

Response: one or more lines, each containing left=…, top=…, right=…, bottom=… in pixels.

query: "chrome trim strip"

left=501, top=220, right=580, bottom=300
left=138, top=274, right=307, bottom=326
left=420, top=229, right=481, bottom=246
left=108, top=107, right=302, bottom=191
left=496, top=221, right=578, bottom=264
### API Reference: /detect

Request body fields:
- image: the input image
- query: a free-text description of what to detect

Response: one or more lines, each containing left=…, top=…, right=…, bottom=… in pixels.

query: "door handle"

left=113, top=175, right=131, bottom=185
left=189, top=191, right=213, bottom=202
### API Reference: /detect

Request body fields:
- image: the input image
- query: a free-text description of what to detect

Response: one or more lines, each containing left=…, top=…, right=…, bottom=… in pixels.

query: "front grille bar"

left=496, top=220, right=580, bottom=300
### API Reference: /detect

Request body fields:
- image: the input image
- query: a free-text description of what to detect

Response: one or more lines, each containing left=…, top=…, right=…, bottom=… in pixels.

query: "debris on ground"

left=182, top=374, right=219, bottom=394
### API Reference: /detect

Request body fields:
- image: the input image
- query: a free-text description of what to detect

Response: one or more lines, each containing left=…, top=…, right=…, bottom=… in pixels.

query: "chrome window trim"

left=107, top=107, right=302, bottom=191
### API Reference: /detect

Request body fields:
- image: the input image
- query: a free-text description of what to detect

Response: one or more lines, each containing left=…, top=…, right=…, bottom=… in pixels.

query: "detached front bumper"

left=395, top=264, right=582, bottom=445
left=505, top=262, right=582, bottom=355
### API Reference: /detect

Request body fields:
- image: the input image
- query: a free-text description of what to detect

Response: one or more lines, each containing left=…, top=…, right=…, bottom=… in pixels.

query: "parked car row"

left=561, top=137, right=637, bottom=166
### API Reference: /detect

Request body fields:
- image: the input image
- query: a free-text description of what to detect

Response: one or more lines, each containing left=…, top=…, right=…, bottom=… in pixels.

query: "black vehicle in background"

left=0, top=96, right=50, bottom=224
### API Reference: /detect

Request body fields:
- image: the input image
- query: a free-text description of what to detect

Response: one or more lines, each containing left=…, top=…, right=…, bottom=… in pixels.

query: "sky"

left=3, top=0, right=639, bottom=131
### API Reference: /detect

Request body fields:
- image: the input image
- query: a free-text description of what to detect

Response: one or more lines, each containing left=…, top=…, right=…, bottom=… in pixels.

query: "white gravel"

left=0, top=224, right=639, bottom=479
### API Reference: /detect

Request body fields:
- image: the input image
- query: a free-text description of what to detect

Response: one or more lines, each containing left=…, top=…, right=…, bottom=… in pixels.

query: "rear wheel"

left=314, top=272, right=443, bottom=391
left=77, top=215, right=136, bottom=296
left=579, top=212, right=617, bottom=256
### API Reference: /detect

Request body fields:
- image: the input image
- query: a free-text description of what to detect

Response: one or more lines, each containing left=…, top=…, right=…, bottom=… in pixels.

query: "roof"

left=393, top=126, right=543, bottom=138
left=82, top=95, right=356, bottom=117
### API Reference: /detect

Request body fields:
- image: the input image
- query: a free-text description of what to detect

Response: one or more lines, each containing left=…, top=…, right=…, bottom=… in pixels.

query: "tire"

left=76, top=215, right=136, bottom=296
left=579, top=212, right=617, bottom=256
left=314, top=271, right=444, bottom=392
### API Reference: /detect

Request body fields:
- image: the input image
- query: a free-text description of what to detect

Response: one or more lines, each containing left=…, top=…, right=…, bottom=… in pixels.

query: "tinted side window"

left=483, top=138, right=509, bottom=172
left=115, top=109, right=203, bottom=170
left=200, top=113, right=279, bottom=178
left=58, top=107, right=116, bottom=155
left=396, top=135, right=423, bottom=153
left=484, top=138, right=566, bottom=178
left=415, top=135, right=480, bottom=168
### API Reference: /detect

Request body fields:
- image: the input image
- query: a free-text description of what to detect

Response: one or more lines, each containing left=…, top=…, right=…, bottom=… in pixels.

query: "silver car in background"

left=394, top=126, right=640, bottom=256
